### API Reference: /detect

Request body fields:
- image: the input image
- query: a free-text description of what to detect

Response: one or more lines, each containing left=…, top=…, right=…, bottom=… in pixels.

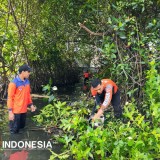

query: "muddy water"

left=0, top=82, right=87, bottom=160
left=0, top=98, right=64, bottom=160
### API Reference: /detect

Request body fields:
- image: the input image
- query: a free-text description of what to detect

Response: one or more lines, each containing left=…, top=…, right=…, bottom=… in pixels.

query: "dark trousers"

left=9, top=113, right=26, bottom=133
left=84, top=77, right=89, bottom=85
left=92, top=90, right=122, bottom=118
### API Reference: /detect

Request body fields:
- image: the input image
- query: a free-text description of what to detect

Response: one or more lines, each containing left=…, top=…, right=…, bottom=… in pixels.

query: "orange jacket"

left=83, top=72, right=89, bottom=78
left=7, top=76, right=32, bottom=113
left=91, top=79, right=118, bottom=107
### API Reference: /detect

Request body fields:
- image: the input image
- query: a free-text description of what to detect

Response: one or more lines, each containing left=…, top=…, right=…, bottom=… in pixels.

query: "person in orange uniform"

left=91, top=78, right=122, bottom=121
left=7, top=64, right=36, bottom=134
left=83, top=70, right=91, bottom=85
left=83, top=70, right=89, bottom=85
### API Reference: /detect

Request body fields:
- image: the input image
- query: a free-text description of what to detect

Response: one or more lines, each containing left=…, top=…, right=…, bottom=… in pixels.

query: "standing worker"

left=83, top=69, right=90, bottom=85
left=7, top=64, right=36, bottom=134
left=91, top=78, right=122, bottom=121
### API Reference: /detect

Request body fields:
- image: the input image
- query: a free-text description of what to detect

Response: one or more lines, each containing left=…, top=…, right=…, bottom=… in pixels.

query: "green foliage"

left=33, top=101, right=70, bottom=127
left=0, top=105, right=8, bottom=131
left=42, top=78, right=57, bottom=102
left=97, top=0, right=160, bottom=105
left=143, top=60, right=160, bottom=125
left=68, top=102, right=159, bottom=159
left=0, top=105, right=8, bottom=154
left=1, top=0, right=159, bottom=94
left=49, top=150, right=70, bottom=160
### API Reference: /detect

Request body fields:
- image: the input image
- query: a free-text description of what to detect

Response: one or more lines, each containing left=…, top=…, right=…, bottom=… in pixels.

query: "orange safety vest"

left=91, top=79, right=118, bottom=96
left=7, top=76, right=33, bottom=114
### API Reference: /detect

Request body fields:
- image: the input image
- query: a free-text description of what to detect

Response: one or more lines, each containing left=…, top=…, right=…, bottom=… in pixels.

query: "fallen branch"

left=78, top=22, right=104, bottom=36
left=31, top=94, right=49, bottom=98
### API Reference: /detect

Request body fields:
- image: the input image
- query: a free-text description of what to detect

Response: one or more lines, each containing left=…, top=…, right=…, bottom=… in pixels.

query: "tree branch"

left=78, top=22, right=104, bottom=36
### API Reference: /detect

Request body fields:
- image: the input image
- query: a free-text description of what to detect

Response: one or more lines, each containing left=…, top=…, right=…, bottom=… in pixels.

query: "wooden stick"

left=31, top=94, right=49, bottom=98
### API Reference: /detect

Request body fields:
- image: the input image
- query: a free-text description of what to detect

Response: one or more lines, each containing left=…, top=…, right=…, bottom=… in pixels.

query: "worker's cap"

left=18, top=64, right=32, bottom=73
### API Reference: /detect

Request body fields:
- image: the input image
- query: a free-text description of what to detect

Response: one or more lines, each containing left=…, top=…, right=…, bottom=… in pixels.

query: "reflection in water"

left=9, top=150, right=28, bottom=160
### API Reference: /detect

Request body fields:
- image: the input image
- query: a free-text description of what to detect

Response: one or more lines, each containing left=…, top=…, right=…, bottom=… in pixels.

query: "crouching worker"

left=7, top=64, right=36, bottom=134
left=91, top=78, right=122, bottom=121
